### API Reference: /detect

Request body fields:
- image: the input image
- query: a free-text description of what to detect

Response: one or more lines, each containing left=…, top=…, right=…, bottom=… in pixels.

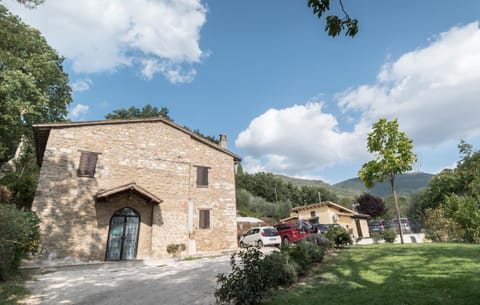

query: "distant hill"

left=276, top=172, right=433, bottom=198
left=333, top=172, right=433, bottom=197
left=276, top=175, right=330, bottom=188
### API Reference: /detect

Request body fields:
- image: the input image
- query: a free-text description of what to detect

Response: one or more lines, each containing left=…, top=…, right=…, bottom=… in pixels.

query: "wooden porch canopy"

left=96, top=182, right=162, bottom=205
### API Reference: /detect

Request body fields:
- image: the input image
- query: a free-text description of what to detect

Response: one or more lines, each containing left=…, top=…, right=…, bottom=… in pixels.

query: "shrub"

left=325, top=227, right=353, bottom=248
left=304, top=234, right=330, bottom=249
left=371, top=232, right=383, bottom=243
left=0, top=204, right=39, bottom=281
left=216, top=239, right=328, bottom=304
left=444, top=194, right=480, bottom=243
left=262, top=251, right=298, bottom=286
left=215, top=248, right=270, bottom=305
left=383, top=229, right=397, bottom=243
left=166, top=243, right=186, bottom=256
left=285, top=242, right=312, bottom=275
left=423, top=206, right=461, bottom=242
left=303, top=242, right=325, bottom=265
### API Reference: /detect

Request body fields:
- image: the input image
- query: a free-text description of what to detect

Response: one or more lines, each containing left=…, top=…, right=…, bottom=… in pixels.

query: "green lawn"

left=264, top=243, right=480, bottom=305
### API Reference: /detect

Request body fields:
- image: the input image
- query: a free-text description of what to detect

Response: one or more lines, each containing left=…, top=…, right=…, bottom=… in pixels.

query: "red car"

left=274, top=221, right=311, bottom=246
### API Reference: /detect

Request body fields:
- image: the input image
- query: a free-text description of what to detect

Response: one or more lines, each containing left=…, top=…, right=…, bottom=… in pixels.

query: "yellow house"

left=288, top=201, right=370, bottom=239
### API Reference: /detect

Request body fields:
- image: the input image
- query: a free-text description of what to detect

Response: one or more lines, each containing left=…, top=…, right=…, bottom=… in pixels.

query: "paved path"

left=21, top=255, right=232, bottom=305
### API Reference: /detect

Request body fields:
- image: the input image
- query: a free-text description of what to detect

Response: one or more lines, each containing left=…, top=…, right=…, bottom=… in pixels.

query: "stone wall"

left=32, top=120, right=238, bottom=264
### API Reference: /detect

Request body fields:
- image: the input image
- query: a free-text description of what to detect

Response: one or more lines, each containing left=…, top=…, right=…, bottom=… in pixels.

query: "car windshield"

left=370, top=220, right=381, bottom=226
left=262, top=228, right=278, bottom=236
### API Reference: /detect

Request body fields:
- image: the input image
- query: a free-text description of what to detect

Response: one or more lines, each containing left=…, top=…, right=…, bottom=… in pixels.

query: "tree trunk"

left=0, top=137, right=26, bottom=179
left=390, top=175, right=404, bottom=244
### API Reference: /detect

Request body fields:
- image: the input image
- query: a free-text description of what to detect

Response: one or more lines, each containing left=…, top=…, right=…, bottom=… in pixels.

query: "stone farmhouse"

left=31, top=117, right=241, bottom=264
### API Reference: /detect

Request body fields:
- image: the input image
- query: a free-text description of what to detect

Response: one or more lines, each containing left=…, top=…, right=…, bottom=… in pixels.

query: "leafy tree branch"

left=307, top=0, right=359, bottom=37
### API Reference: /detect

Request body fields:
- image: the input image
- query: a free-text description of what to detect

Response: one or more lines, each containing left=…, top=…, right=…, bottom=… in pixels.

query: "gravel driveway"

left=21, top=255, right=232, bottom=305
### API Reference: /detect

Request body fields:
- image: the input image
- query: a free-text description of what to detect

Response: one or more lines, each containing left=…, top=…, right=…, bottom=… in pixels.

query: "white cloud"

left=338, top=22, right=480, bottom=146
left=71, top=78, right=92, bottom=92
left=140, top=59, right=196, bottom=83
left=237, top=22, right=480, bottom=177
left=5, top=0, right=207, bottom=83
left=69, top=104, right=89, bottom=119
left=235, top=103, right=370, bottom=176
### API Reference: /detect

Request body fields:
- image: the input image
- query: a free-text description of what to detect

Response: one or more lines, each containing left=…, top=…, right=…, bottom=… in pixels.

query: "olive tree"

left=358, top=118, right=417, bottom=244
left=0, top=4, right=71, bottom=209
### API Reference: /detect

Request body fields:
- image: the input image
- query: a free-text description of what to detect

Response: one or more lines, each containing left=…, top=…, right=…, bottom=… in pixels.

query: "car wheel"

left=239, top=241, right=245, bottom=248
left=282, top=237, right=290, bottom=247
left=257, top=240, right=263, bottom=248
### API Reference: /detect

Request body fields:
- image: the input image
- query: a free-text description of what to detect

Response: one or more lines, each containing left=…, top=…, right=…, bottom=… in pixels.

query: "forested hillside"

left=333, top=172, right=433, bottom=197
left=236, top=170, right=432, bottom=221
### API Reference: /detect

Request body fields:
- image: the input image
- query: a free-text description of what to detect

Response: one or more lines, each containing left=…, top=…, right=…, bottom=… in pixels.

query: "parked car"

left=239, top=226, right=281, bottom=248
left=369, top=219, right=386, bottom=234
left=274, top=221, right=310, bottom=246
left=296, top=220, right=315, bottom=233
left=387, top=218, right=411, bottom=233
left=312, top=223, right=345, bottom=234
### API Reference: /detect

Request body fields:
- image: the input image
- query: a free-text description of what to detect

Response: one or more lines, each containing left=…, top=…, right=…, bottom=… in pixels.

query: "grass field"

left=264, top=243, right=480, bottom=305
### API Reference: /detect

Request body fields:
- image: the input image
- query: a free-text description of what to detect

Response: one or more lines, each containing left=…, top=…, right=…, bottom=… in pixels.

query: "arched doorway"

left=106, top=207, right=140, bottom=260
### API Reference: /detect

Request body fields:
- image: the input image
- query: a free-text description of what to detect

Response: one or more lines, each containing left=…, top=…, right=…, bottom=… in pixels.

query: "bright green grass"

left=264, top=243, right=480, bottom=305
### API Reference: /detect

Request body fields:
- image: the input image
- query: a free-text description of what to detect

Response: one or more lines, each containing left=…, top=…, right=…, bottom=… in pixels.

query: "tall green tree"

left=443, top=194, right=480, bottom=243
left=105, top=104, right=220, bottom=144
left=411, top=141, right=480, bottom=238
left=0, top=4, right=71, bottom=208
left=358, top=118, right=416, bottom=243
left=432, top=141, right=480, bottom=242
left=0, top=4, right=71, bottom=164
left=104, top=104, right=171, bottom=120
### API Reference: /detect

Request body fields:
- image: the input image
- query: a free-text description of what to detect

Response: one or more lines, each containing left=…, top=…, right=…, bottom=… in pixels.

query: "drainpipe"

left=187, top=198, right=196, bottom=255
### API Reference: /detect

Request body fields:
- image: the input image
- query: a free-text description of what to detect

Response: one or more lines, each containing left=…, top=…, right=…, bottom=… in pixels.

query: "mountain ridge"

left=277, top=172, right=433, bottom=198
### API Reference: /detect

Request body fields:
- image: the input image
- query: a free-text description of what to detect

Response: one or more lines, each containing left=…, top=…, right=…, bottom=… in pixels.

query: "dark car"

left=274, top=221, right=311, bottom=246
left=386, top=218, right=411, bottom=233
left=312, top=223, right=345, bottom=234
left=369, top=219, right=386, bottom=234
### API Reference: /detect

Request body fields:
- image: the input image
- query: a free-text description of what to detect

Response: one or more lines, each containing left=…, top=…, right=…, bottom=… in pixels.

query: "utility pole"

left=274, top=185, right=278, bottom=204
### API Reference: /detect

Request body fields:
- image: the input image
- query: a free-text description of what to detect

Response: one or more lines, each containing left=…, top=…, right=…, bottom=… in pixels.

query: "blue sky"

left=6, top=0, right=480, bottom=183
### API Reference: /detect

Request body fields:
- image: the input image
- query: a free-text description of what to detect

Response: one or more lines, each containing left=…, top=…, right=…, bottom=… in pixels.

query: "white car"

left=239, top=226, right=281, bottom=248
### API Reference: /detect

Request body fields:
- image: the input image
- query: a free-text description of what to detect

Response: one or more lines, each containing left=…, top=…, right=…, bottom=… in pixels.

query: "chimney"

left=219, top=134, right=227, bottom=149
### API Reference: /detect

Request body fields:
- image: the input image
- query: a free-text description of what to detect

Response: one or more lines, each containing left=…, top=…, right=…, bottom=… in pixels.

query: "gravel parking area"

left=20, top=255, right=232, bottom=305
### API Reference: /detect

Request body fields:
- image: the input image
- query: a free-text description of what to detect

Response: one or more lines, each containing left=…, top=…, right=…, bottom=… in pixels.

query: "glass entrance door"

left=106, top=208, right=140, bottom=260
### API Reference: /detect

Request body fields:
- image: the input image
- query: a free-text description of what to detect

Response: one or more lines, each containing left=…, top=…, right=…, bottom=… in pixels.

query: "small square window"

left=199, top=209, right=210, bottom=229
left=310, top=211, right=316, bottom=218
left=196, top=166, right=210, bottom=187
left=77, top=151, right=100, bottom=177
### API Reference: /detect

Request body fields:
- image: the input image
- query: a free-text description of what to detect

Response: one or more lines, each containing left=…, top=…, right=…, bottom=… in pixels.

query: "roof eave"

left=33, top=117, right=242, bottom=165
